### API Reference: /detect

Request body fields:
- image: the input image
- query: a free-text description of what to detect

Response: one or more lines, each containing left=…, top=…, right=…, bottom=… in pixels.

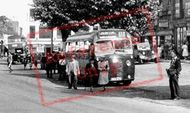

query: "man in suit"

left=66, top=54, right=80, bottom=89
left=167, top=49, right=182, bottom=100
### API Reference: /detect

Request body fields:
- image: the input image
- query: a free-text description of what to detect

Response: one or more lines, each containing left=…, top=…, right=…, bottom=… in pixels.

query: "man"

left=40, top=53, right=46, bottom=70
left=46, top=52, right=53, bottom=78
left=58, top=52, right=66, bottom=81
left=66, top=54, right=80, bottom=89
left=166, top=49, right=182, bottom=100
left=7, top=52, right=13, bottom=73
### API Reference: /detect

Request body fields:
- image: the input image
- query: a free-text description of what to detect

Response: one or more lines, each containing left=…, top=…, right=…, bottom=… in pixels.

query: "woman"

left=98, top=57, right=109, bottom=91
left=182, top=42, right=188, bottom=60
left=85, top=58, right=98, bottom=92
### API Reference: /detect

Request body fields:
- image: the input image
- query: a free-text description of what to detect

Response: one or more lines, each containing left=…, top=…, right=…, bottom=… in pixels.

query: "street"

left=0, top=58, right=190, bottom=113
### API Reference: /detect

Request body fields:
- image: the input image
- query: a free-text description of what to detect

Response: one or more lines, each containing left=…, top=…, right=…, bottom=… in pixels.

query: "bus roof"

left=66, top=29, right=129, bottom=42
left=66, top=31, right=97, bottom=42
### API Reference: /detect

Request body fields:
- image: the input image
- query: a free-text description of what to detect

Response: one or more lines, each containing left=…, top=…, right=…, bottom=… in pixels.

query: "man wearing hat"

left=166, top=49, right=182, bottom=100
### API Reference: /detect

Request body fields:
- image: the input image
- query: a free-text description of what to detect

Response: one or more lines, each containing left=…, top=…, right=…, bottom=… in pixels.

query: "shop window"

left=39, top=27, right=53, bottom=39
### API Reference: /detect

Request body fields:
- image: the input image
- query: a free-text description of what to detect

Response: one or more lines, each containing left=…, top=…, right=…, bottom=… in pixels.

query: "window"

left=57, top=30, right=62, bottom=39
left=39, top=27, right=53, bottom=39
left=185, top=2, right=190, bottom=17
left=29, top=8, right=35, bottom=21
left=29, top=26, right=35, bottom=38
left=175, top=0, right=180, bottom=18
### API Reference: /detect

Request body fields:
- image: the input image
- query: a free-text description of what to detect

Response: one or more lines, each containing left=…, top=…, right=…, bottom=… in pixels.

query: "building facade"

left=27, top=8, right=62, bottom=53
left=156, top=0, right=190, bottom=54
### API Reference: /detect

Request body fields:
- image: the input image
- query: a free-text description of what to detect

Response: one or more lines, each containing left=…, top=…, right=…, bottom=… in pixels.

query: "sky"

left=0, top=0, right=33, bottom=36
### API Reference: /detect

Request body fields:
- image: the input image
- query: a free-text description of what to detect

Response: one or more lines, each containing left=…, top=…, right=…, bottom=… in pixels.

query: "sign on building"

left=37, top=45, right=44, bottom=53
left=159, top=20, right=169, bottom=28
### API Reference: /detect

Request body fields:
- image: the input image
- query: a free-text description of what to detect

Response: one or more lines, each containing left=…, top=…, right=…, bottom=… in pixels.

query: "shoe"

left=68, top=87, right=72, bottom=89
left=9, top=69, right=13, bottom=73
left=173, top=97, right=180, bottom=100
left=74, top=87, right=77, bottom=90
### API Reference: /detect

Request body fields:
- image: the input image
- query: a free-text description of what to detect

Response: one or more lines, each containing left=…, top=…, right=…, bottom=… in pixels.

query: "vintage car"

left=133, top=42, right=158, bottom=64
left=12, top=48, right=24, bottom=64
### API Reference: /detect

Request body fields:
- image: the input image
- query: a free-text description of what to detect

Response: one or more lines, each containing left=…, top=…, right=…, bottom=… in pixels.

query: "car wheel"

left=138, top=58, right=143, bottom=64
left=123, top=81, right=132, bottom=86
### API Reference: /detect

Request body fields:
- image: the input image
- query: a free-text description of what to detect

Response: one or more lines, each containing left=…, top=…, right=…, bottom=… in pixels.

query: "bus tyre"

left=123, top=81, right=131, bottom=86
left=154, top=58, right=158, bottom=63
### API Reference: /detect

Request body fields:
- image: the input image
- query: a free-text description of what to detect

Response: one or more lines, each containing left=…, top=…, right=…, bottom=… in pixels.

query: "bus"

left=65, top=29, right=135, bottom=85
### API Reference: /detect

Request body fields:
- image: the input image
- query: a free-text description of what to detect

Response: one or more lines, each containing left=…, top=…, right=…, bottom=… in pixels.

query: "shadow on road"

left=103, top=85, right=190, bottom=100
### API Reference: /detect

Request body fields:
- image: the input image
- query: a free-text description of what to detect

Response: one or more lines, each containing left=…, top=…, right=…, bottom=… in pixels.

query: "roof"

left=66, top=32, right=97, bottom=42
left=66, top=29, right=128, bottom=42
left=8, top=35, right=24, bottom=39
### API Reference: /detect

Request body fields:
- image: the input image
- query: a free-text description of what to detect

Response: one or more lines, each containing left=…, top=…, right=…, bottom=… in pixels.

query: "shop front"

left=142, top=30, right=173, bottom=47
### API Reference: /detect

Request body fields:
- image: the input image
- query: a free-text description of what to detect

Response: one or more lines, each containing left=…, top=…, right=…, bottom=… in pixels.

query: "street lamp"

left=0, top=40, right=4, bottom=57
left=51, top=30, right=53, bottom=53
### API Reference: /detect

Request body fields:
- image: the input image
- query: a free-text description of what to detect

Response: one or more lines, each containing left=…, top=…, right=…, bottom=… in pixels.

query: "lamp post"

left=0, top=40, right=4, bottom=57
left=50, top=28, right=54, bottom=53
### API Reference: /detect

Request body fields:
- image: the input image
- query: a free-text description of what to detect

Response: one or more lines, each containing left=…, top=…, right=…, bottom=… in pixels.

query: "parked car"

left=133, top=42, right=158, bottom=64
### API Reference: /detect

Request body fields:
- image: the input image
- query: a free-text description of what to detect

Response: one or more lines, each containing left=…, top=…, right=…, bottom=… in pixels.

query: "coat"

left=85, top=62, right=98, bottom=77
left=167, top=56, right=182, bottom=77
left=66, top=59, right=80, bottom=77
left=98, top=60, right=109, bottom=85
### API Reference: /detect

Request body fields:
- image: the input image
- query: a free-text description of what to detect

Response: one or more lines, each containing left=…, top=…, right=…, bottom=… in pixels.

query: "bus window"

left=76, top=41, right=79, bottom=51
left=95, top=41, right=114, bottom=54
left=84, top=41, right=90, bottom=50
left=114, top=40, right=125, bottom=49
left=76, top=41, right=84, bottom=51
left=113, top=39, right=132, bottom=50
left=68, top=42, right=76, bottom=52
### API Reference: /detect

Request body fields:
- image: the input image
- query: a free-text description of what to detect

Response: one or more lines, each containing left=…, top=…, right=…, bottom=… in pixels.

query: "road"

left=0, top=58, right=190, bottom=113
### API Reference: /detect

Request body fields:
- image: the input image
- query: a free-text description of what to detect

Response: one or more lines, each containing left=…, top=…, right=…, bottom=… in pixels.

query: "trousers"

left=68, top=72, right=77, bottom=89
left=169, top=75, right=180, bottom=99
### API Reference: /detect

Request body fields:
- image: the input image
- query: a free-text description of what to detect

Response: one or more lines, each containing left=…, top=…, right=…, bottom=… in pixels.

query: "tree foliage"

left=0, top=16, right=12, bottom=35
left=32, top=0, right=159, bottom=41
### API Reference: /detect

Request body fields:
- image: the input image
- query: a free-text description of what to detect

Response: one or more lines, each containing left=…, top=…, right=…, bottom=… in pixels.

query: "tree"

left=0, top=16, right=11, bottom=35
left=0, top=16, right=16, bottom=36
left=32, top=0, right=160, bottom=41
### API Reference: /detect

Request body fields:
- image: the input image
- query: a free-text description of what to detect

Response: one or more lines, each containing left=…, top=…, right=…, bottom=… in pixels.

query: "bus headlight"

left=130, top=55, right=133, bottom=59
left=112, top=57, right=119, bottom=63
left=128, top=75, right=131, bottom=79
left=126, top=60, right=131, bottom=66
